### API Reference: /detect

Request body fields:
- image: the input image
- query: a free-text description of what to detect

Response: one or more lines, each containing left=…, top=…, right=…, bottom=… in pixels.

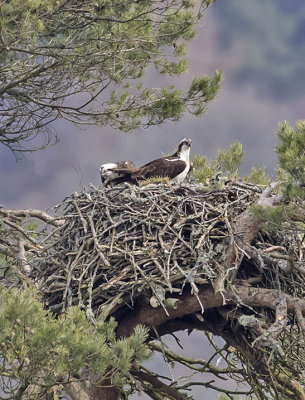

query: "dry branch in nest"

left=2, top=181, right=305, bottom=399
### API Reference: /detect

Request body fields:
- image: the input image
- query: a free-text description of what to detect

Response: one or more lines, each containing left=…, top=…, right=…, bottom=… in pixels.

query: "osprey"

left=100, top=160, right=136, bottom=185
left=110, top=138, right=192, bottom=185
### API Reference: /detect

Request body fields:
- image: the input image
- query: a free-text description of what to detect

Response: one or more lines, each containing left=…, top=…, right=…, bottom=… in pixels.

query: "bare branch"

left=149, top=341, right=243, bottom=377
left=0, top=209, right=65, bottom=227
left=132, top=368, right=189, bottom=400
left=18, top=240, right=31, bottom=274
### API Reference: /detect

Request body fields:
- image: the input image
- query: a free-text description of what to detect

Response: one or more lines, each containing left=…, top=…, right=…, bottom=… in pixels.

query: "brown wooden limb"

left=0, top=243, right=16, bottom=258
left=276, top=373, right=305, bottom=400
left=293, top=300, right=305, bottom=331
left=230, top=180, right=263, bottom=193
left=148, top=341, right=242, bottom=377
left=117, top=284, right=305, bottom=338
left=78, top=369, right=121, bottom=400
left=18, top=240, right=31, bottom=274
left=88, top=213, right=111, bottom=267
left=132, top=368, right=189, bottom=400
left=60, top=381, right=91, bottom=400
left=117, top=285, right=223, bottom=338
left=0, top=208, right=65, bottom=227
left=225, top=182, right=282, bottom=272
left=1, top=217, right=39, bottom=246
left=225, top=209, right=260, bottom=270
left=22, top=376, right=93, bottom=400
left=267, top=295, right=288, bottom=338
left=89, top=384, right=120, bottom=400
left=225, top=286, right=305, bottom=320
left=250, top=295, right=288, bottom=355
left=176, top=380, right=252, bottom=397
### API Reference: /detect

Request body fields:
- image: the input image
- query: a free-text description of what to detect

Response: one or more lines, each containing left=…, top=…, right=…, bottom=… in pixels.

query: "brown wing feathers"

left=111, top=158, right=186, bottom=182
left=134, top=158, right=186, bottom=180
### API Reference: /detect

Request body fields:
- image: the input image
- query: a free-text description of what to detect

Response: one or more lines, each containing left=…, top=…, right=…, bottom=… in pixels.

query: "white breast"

left=170, top=163, right=190, bottom=184
left=170, top=146, right=190, bottom=184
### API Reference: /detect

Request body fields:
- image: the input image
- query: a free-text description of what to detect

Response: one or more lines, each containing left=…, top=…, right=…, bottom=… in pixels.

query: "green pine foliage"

left=0, top=286, right=151, bottom=399
left=244, top=165, right=271, bottom=186
left=191, top=141, right=244, bottom=186
left=276, top=120, right=305, bottom=199
left=141, top=176, right=170, bottom=186
left=0, top=0, right=221, bottom=151
left=191, top=154, right=217, bottom=184
left=251, top=204, right=286, bottom=232
left=24, top=221, right=40, bottom=241
left=216, top=142, right=244, bottom=179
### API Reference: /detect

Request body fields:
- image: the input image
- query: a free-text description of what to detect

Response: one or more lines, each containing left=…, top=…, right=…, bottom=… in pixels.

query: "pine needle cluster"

left=0, top=287, right=150, bottom=398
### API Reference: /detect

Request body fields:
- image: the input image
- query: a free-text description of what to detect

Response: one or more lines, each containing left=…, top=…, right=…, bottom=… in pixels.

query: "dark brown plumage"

left=107, top=138, right=192, bottom=185
left=100, top=161, right=136, bottom=185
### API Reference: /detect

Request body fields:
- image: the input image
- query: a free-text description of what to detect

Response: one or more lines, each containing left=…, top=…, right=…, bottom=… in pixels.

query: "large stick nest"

left=30, top=181, right=285, bottom=318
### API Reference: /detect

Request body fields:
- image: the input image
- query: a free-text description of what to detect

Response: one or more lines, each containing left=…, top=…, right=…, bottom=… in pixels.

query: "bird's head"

left=177, top=138, right=192, bottom=154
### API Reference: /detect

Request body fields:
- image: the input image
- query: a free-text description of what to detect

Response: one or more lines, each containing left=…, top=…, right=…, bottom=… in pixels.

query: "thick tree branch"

left=117, top=284, right=305, bottom=338
left=0, top=209, right=65, bottom=227
left=225, top=182, right=282, bottom=272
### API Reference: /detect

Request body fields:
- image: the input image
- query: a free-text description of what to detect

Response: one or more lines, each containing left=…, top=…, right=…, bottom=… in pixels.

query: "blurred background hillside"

left=1, top=0, right=305, bottom=210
